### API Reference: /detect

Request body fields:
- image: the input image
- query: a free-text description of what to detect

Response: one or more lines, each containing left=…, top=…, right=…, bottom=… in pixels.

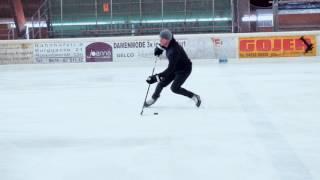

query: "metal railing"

left=48, top=24, right=232, bottom=38
left=47, top=0, right=234, bottom=38
left=28, top=0, right=51, bottom=39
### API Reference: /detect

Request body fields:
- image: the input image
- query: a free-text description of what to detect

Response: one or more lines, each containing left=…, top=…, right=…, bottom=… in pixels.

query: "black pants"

left=152, top=66, right=194, bottom=99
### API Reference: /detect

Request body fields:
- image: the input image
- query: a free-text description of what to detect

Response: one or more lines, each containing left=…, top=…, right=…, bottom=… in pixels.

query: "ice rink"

left=1, top=59, right=320, bottom=180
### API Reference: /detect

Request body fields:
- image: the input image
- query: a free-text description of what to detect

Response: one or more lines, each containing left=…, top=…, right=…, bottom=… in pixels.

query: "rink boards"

left=0, top=31, right=319, bottom=65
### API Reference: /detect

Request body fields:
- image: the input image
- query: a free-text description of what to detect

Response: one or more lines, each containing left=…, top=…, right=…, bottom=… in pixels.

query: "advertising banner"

left=317, top=35, right=320, bottom=55
left=184, top=36, right=214, bottom=60
left=86, top=42, right=113, bottom=62
left=34, top=42, right=85, bottom=63
left=111, top=39, right=159, bottom=61
left=0, top=43, right=33, bottom=64
left=98, top=36, right=214, bottom=62
left=211, top=36, right=237, bottom=59
left=239, top=35, right=317, bottom=58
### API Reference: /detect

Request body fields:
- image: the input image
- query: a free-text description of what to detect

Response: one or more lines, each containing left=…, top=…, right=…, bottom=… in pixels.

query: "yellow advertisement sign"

left=239, top=35, right=317, bottom=58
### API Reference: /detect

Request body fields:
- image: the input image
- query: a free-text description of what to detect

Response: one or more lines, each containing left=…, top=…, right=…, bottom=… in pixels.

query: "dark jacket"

left=159, top=38, right=192, bottom=78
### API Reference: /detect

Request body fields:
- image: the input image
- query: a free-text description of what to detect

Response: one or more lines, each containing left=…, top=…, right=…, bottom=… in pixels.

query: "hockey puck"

left=154, top=112, right=159, bottom=115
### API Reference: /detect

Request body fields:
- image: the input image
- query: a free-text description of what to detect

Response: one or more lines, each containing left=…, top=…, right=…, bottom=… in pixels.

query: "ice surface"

left=0, top=59, right=320, bottom=180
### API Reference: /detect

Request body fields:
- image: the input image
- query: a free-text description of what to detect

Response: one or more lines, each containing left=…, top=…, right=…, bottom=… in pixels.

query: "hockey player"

left=144, top=29, right=201, bottom=108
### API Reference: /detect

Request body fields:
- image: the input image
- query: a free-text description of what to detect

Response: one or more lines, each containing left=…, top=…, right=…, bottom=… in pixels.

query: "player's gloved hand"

left=146, top=74, right=161, bottom=84
left=154, top=45, right=164, bottom=57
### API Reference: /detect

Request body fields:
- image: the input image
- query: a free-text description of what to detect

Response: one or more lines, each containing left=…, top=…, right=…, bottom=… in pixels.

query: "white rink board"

left=0, top=31, right=319, bottom=64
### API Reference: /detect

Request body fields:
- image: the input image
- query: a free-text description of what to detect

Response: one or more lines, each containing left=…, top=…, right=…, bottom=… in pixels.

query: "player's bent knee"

left=170, top=85, right=180, bottom=93
left=159, top=82, right=169, bottom=88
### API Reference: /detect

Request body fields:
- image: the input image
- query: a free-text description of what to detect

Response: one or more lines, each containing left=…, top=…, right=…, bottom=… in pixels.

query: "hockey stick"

left=140, top=57, right=160, bottom=116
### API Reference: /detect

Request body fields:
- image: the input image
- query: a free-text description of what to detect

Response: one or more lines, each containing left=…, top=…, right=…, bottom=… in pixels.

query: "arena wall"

left=0, top=31, right=319, bottom=65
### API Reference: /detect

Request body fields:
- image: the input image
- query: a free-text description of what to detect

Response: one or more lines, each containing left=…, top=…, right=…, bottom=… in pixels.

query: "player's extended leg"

left=170, top=68, right=201, bottom=107
left=170, top=70, right=193, bottom=98
left=144, top=74, right=175, bottom=107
